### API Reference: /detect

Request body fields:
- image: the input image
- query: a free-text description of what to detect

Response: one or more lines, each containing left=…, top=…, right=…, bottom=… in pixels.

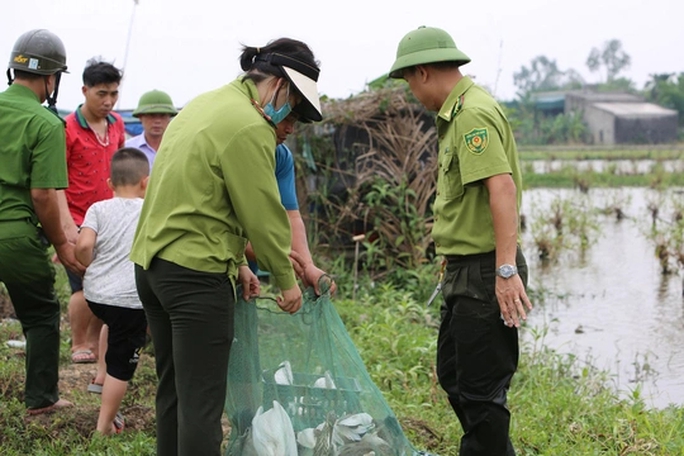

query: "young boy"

left=75, top=148, right=149, bottom=435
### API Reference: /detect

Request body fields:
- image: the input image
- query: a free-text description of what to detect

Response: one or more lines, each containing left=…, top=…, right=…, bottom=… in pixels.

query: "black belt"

left=444, top=250, right=495, bottom=265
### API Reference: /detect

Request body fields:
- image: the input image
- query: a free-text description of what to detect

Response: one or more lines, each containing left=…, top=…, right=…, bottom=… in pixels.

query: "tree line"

left=509, top=39, right=684, bottom=145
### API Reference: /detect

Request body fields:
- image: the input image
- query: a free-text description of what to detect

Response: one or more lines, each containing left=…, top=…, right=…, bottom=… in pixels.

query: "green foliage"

left=639, top=189, right=684, bottom=275
left=294, top=89, right=437, bottom=278
left=586, top=39, right=631, bottom=83
left=645, top=73, right=684, bottom=126
left=2, top=262, right=684, bottom=454
left=507, top=103, right=590, bottom=145
left=360, top=179, right=433, bottom=276
left=513, top=56, right=584, bottom=99
left=527, top=193, right=601, bottom=260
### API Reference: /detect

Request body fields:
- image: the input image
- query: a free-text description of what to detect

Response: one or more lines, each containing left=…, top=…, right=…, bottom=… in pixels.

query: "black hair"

left=110, top=147, right=149, bottom=187
left=83, top=58, right=123, bottom=87
left=239, top=38, right=319, bottom=86
left=12, top=69, right=44, bottom=81
left=403, top=60, right=463, bottom=77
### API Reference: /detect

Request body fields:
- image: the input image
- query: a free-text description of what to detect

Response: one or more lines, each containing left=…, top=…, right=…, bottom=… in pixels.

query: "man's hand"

left=54, top=241, right=85, bottom=276
left=289, top=250, right=337, bottom=296
left=237, top=265, right=260, bottom=301
left=277, top=285, right=302, bottom=314
left=495, top=275, right=532, bottom=328
left=64, top=224, right=79, bottom=246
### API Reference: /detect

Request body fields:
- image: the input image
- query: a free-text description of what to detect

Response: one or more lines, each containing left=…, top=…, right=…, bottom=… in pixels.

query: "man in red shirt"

left=57, top=59, right=125, bottom=363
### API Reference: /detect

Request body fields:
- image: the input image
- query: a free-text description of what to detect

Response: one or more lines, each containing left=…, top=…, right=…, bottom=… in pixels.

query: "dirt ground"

left=0, top=287, right=15, bottom=320
left=2, top=291, right=234, bottom=441
left=2, top=291, right=432, bottom=446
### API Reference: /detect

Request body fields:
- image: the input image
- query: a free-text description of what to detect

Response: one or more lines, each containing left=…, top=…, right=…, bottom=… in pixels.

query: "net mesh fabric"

left=224, top=287, right=435, bottom=456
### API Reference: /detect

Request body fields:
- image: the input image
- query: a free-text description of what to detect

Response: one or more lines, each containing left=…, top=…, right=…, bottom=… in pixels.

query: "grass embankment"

left=1, top=266, right=683, bottom=455
left=519, top=147, right=684, bottom=189
left=518, top=147, right=684, bottom=161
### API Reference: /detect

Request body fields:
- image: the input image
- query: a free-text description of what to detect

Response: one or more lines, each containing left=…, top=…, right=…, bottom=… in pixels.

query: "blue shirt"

left=125, top=133, right=157, bottom=167
left=275, top=144, right=298, bottom=211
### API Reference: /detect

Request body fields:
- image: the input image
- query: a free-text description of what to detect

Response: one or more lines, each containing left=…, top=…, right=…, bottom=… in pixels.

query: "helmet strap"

left=45, top=72, right=62, bottom=114
left=6, top=69, right=14, bottom=86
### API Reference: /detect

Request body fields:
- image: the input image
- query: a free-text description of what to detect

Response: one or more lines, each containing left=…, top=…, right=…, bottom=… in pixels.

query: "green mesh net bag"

left=224, top=287, right=436, bottom=456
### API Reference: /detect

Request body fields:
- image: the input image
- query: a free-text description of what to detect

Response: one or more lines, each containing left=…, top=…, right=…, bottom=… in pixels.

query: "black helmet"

left=8, top=29, right=67, bottom=75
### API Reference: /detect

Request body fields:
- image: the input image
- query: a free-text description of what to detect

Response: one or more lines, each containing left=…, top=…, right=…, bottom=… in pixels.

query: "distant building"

left=565, top=91, right=678, bottom=145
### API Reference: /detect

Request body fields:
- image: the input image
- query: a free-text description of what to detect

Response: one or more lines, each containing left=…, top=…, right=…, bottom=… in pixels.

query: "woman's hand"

left=238, top=265, right=260, bottom=301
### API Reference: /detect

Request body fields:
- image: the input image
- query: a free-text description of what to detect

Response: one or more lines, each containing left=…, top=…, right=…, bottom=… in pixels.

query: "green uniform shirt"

left=130, top=78, right=296, bottom=289
left=0, top=84, right=68, bottom=224
left=432, top=76, right=523, bottom=255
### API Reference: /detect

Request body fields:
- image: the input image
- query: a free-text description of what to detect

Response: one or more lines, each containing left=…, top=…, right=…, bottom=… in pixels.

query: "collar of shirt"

left=127, top=132, right=152, bottom=150
left=74, top=104, right=118, bottom=129
left=5, top=83, right=40, bottom=102
left=437, top=76, right=475, bottom=123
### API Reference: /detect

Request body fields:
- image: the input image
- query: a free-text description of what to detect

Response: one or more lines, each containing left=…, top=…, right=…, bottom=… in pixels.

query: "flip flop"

left=87, top=380, right=103, bottom=394
left=71, top=349, right=96, bottom=364
left=27, top=399, right=73, bottom=416
left=113, top=412, right=125, bottom=434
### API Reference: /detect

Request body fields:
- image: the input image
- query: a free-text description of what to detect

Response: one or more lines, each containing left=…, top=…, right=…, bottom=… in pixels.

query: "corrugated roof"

left=567, top=91, right=643, bottom=102
left=593, top=102, right=678, bottom=118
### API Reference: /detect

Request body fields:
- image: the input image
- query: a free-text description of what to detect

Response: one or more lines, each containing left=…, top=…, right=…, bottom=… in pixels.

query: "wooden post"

left=352, top=234, right=365, bottom=301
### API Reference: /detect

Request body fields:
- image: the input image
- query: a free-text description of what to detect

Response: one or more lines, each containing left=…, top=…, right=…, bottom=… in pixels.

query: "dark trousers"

left=437, top=248, right=527, bottom=456
left=135, top=258, right=235, bottom=456
left=0, top=220, right=60, bottom=409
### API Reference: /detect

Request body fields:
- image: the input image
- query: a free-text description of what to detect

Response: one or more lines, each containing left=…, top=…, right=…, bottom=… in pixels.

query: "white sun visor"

left=282, top=65, right=322, bottom=122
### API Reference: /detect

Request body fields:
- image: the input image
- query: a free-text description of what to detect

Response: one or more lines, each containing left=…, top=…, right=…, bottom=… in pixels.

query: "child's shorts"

left=87, top=301, right=147, bottom=381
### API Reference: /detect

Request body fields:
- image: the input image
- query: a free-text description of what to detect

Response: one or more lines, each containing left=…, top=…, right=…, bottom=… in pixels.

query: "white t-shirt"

left=81, top=197, right=144, bottom=309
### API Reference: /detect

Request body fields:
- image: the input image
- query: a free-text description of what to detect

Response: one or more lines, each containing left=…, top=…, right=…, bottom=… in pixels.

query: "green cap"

left=8, top=29, right=67, bottom=75
left=389, top=26, right=470, bottom=79
left=132, top=90, right=178, bottom=117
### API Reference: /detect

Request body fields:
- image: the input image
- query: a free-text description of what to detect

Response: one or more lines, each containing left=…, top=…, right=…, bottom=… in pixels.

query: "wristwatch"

left=496, top=264, right=518, bottom=279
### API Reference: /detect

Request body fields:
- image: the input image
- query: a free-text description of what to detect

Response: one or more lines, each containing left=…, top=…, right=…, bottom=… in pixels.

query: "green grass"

left=1, top=264, right=683, bottom=454
left=522, top=171, right=684, bottom=189
left=519, top=147, right=684, bottom=161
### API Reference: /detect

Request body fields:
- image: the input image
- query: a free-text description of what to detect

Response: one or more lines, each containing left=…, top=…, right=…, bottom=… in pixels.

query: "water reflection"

left=527, top=159, right=684, bottom=174
left=520, top=187, right=684, bottom=409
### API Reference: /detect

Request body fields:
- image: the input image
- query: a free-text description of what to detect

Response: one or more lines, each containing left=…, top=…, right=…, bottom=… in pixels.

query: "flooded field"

left=519, top=187, right=684, bottom=409
left=528, top=159, right=684, bottom=174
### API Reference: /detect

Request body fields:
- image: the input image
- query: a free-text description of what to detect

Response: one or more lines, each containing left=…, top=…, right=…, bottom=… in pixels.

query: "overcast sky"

left=2, top=0, right=682, bottom=110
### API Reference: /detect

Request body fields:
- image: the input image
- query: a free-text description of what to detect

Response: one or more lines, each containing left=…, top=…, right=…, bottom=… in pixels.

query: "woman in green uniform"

left=131, top=37, right=322, bottom=456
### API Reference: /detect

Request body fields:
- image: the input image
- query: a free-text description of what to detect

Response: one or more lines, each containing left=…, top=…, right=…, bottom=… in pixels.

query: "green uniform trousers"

left=0, top=219, right=61, bottom=410
left=135, top=258, right=235, bottom=456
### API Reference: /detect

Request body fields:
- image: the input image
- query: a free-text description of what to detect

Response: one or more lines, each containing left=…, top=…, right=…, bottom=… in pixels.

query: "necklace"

left=88, top=122, right=110, bottom=147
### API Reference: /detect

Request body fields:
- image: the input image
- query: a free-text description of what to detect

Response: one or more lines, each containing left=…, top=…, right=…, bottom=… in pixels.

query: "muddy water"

left=520, top=187, right=684, bottom=409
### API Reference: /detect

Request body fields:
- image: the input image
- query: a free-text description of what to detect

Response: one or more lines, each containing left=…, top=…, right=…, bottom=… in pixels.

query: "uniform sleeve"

left=456, top=107, right=513, bottom=186
left=30, top=120, right=68, bottom=189
left=219, top=125, right=296, bottom=290
left=81, top=203, right=100, bottom=233
left=275, top=144, right=299, bottom=211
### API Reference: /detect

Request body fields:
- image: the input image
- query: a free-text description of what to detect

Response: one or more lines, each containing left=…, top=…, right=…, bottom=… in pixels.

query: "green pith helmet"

left=389, top=26, right=470, bottom=79
left=132, top=90, right=178, bottom=117
left=8, top=29, right=68, bottom=75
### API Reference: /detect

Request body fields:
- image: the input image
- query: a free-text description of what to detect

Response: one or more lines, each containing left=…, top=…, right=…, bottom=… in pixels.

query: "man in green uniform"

left=0, top=29, right=82, bottom=415
left=389, top=26, right=533, bottom=455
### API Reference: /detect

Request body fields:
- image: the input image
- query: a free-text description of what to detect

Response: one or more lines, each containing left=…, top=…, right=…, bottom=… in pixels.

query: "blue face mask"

left=263, top=83, right=292, bottom=125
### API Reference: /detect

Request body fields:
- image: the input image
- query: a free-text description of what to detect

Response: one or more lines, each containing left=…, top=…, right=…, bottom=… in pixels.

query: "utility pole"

left=117, top=0, right=139, bottom=109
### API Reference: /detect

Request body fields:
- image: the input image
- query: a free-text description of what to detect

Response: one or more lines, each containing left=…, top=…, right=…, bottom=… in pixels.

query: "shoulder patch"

left=463, top=127, right=489, bottom=155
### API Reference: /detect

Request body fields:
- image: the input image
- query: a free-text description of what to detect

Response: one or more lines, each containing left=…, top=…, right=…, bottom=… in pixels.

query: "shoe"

left=71, top=349, right=97, bottom=364
left=113, top=412, right=125, bottom=434
left=87, top=380, right=103, bottom=394
left=27, top=399, right=73, bottom=416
